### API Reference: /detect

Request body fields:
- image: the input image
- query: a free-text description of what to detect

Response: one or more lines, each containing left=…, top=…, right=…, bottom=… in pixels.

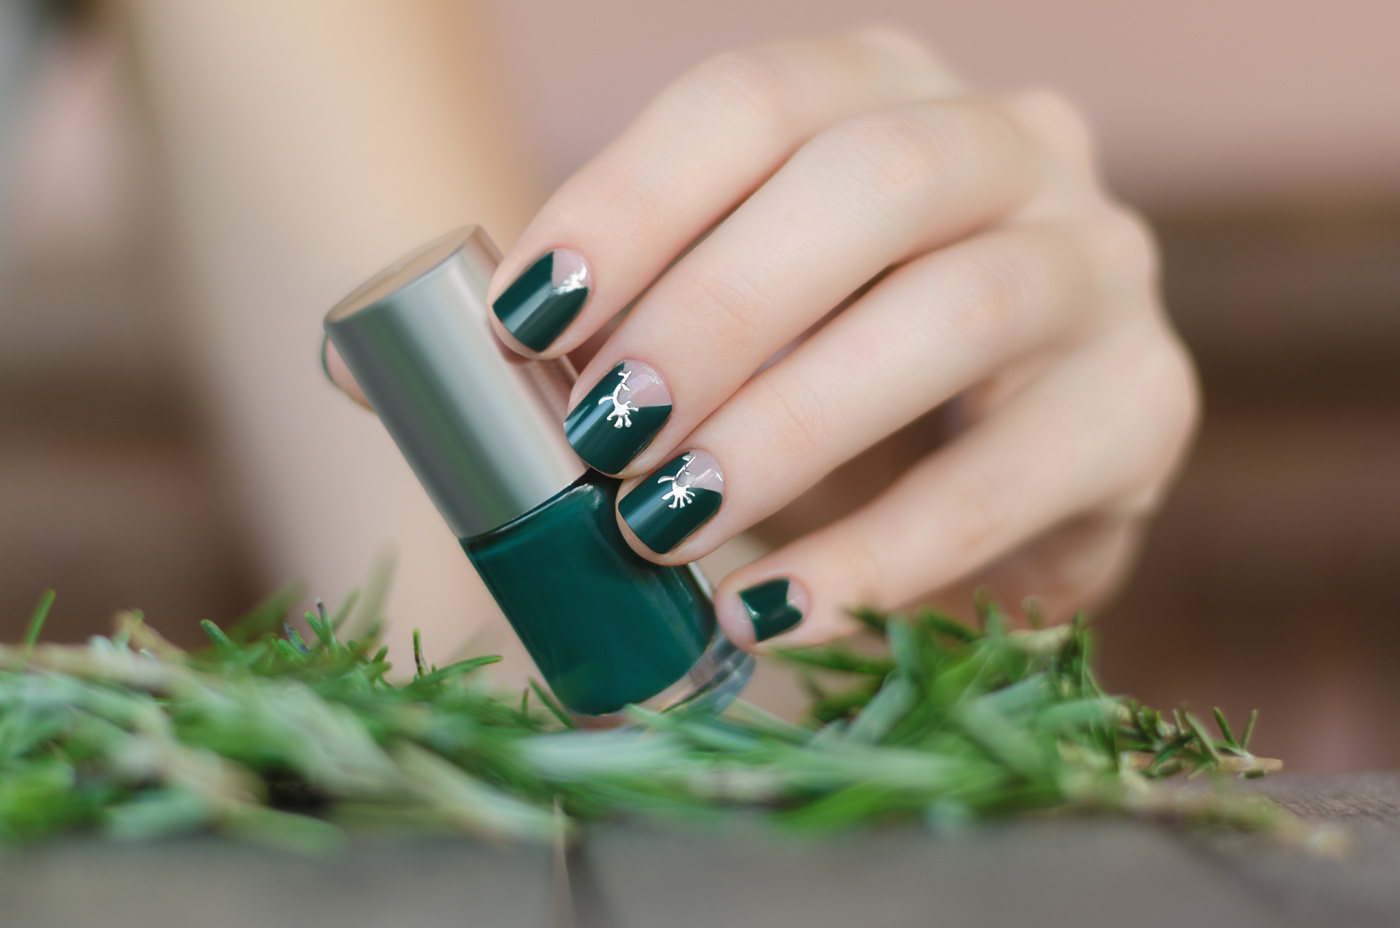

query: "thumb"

left=320, top=333, right=371, bottom=409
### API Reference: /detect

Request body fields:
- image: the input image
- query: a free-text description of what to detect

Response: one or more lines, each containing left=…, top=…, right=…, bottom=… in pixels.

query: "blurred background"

left=1, top=0, right=1397, bottom=770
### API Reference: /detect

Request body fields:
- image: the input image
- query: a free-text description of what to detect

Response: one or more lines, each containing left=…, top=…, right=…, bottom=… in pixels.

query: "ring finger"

left=712, top=322, right=1197, bottom=648
left=612, top=221, right=1103, bottom=559
left=566, top=96, right=1041, bottom=481
left=487, top=28, right=961, bottom=358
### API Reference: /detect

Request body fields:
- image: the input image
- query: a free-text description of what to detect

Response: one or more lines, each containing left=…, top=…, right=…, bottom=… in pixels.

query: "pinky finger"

left=921, top=508, right=1147, bottom=629
left=322, top=337, right=371, bottom=409
left=712, top=322, right=1196, bottom=649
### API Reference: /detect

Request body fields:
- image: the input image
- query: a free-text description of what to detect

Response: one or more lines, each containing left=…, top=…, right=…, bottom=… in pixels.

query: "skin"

left=122, top=0, right=543, bottom=672
left=325, top=27, right=1200, bottom=654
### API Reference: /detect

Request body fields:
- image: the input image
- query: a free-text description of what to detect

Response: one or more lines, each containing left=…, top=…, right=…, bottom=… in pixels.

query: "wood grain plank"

left=581, top=820, right=1296, bottom=928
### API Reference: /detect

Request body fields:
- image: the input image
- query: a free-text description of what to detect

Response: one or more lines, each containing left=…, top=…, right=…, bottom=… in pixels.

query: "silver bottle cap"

left=325, top=227, right=586, bottom=538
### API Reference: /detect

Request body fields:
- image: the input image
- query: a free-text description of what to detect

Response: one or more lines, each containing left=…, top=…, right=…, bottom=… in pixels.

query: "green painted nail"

left=492, top=250, right=591, bottom=351
left=739, top=578, right=804, bottom=642
left=565, top=360, right=672, bottom=474
left=618, top=450, right=723, bottom=554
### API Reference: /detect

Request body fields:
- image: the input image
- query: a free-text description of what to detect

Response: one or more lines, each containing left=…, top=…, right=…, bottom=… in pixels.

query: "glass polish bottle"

left=324, top=227, right=752, bottom=718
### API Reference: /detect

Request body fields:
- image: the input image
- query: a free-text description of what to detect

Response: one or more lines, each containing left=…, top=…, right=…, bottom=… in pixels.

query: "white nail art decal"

left=599, top=368, right=638, bottom=428
left=658, top=453, right=696, bottom=508
left=550, top=249, right=591, bottom=293
left=654, top=449, right=723, bottom=510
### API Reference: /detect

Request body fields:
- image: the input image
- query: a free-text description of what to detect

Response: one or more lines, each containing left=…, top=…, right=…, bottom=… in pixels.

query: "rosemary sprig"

left=0, top=590, right=1292, bottom=849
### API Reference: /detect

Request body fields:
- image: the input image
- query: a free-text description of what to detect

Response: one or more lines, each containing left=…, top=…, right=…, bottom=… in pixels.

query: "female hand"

left=330, top=27, right=1199, bottom=651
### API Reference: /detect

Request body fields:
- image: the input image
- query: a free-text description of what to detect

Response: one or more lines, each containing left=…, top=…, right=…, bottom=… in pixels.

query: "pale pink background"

left=485, top=0, right=1400, bottom=208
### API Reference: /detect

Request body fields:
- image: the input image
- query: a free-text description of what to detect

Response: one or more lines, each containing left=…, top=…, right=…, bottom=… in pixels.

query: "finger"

left=924, top=509, right=1147, bottom=627
left=486, top=28, right=961, bottom=356
left=728, top=511, right=1145, bottom=650
left=570, top=96, right=1043, bottom=479
left=321, top=336, right=370, bottom=408
left=709, top=321, right=1198, bottom=649
left=999, top=88, right=1100, bottom=182
left=613, top=221, right=1094, bottom=559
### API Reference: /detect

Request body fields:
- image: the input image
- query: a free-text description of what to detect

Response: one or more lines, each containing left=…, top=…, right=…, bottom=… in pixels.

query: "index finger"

left=322, top=335, right=370, bottom=408
left=485, top=27, right=961, bottom=358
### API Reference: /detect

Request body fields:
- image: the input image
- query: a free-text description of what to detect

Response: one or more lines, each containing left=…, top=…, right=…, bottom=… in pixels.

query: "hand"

left=330, top=28, right=1198, bottom=651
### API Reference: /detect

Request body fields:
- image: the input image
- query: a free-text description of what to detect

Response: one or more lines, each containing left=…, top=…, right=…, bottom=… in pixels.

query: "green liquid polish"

left=740, top=578, right=803, bottom=642
left=565, top=361, right=672, bottom=474
left=492, top=251, right=590, bottom=351
left=464, top=471, right=717, bottom=716
left=327, top=228, right=750, bottom=720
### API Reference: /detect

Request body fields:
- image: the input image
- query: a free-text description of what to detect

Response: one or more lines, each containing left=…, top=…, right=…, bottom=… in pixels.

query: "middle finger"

left=567, top=97, right=1040, bottom=480
left=615, top=221, right=1099, bottom=559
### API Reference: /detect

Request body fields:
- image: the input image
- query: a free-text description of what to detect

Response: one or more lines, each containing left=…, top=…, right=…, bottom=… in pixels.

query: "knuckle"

left=754, top=373, right=835, bottom=459
left=1007, top=87, right=1097, bottom=169
left=821, top=108, right=954, bottom=207
left=936, top=230, right=1078, bottom=353
left=680, top=47, right=799, bottom=135
left=939, top=254, right=1025, bottom=352
left=591, top=160, right=674, bottom=247
left=1085, top=205, right=1161, bottom=295
left=1119, top=328, right=1201, bottom=472
left=848, top=24, right=952, bottom=87
left=676, top=266, right=770, bottom=348
left=1110, top=208, right=1161, bottom=284
left=850, top=23, right=934, bottom=57
left=1156, top=337, right=1203, bottom=447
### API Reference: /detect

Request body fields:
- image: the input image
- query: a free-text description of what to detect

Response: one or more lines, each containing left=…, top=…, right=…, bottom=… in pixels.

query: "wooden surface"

left=5, top=773, right=1400, bottom=928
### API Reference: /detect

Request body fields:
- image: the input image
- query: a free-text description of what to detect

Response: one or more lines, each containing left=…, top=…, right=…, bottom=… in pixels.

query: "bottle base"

left=573, top=630, right=755, bottom=727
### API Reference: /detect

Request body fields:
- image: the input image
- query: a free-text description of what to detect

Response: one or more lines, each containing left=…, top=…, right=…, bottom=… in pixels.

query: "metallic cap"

left=325, top=227, right=585, bottom=538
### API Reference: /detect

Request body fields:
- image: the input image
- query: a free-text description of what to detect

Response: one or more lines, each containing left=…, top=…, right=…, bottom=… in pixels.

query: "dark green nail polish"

left=619, top=450, right=723, bottom=554
left=325, top=228, right=752, bottom=718
left=740, top=578, right=804, bottom=642
left=465, top=472, right=717, bottom=716
left=492, top=249, right=591, bottom=351
left=565, top=360, right=672, bottom=474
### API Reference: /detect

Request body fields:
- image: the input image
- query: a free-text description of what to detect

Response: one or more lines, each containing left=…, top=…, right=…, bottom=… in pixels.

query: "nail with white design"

left=491, top=249, right=593, bottom=352
left=564, top=359, right=673, bottom=474
left=618, top=449, right=724, bottom=554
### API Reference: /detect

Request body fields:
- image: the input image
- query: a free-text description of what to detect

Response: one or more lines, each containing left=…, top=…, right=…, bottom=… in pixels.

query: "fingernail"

left=565, top=360, right=672, bottom=474
left=492, top=249, right=591, bottom=351
left=618, top=450, right=723, bottom=554
left=738, top=577, right=807, bottom=642
left=320, top=331, right=334, bottom=383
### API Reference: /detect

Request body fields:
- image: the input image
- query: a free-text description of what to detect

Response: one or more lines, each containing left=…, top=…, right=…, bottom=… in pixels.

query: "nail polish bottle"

left=324, top=227, right=752, bottom=718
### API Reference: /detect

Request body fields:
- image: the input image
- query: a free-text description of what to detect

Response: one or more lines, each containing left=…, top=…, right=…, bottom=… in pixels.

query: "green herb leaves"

left=0, top=590, right=1286, bottom=848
